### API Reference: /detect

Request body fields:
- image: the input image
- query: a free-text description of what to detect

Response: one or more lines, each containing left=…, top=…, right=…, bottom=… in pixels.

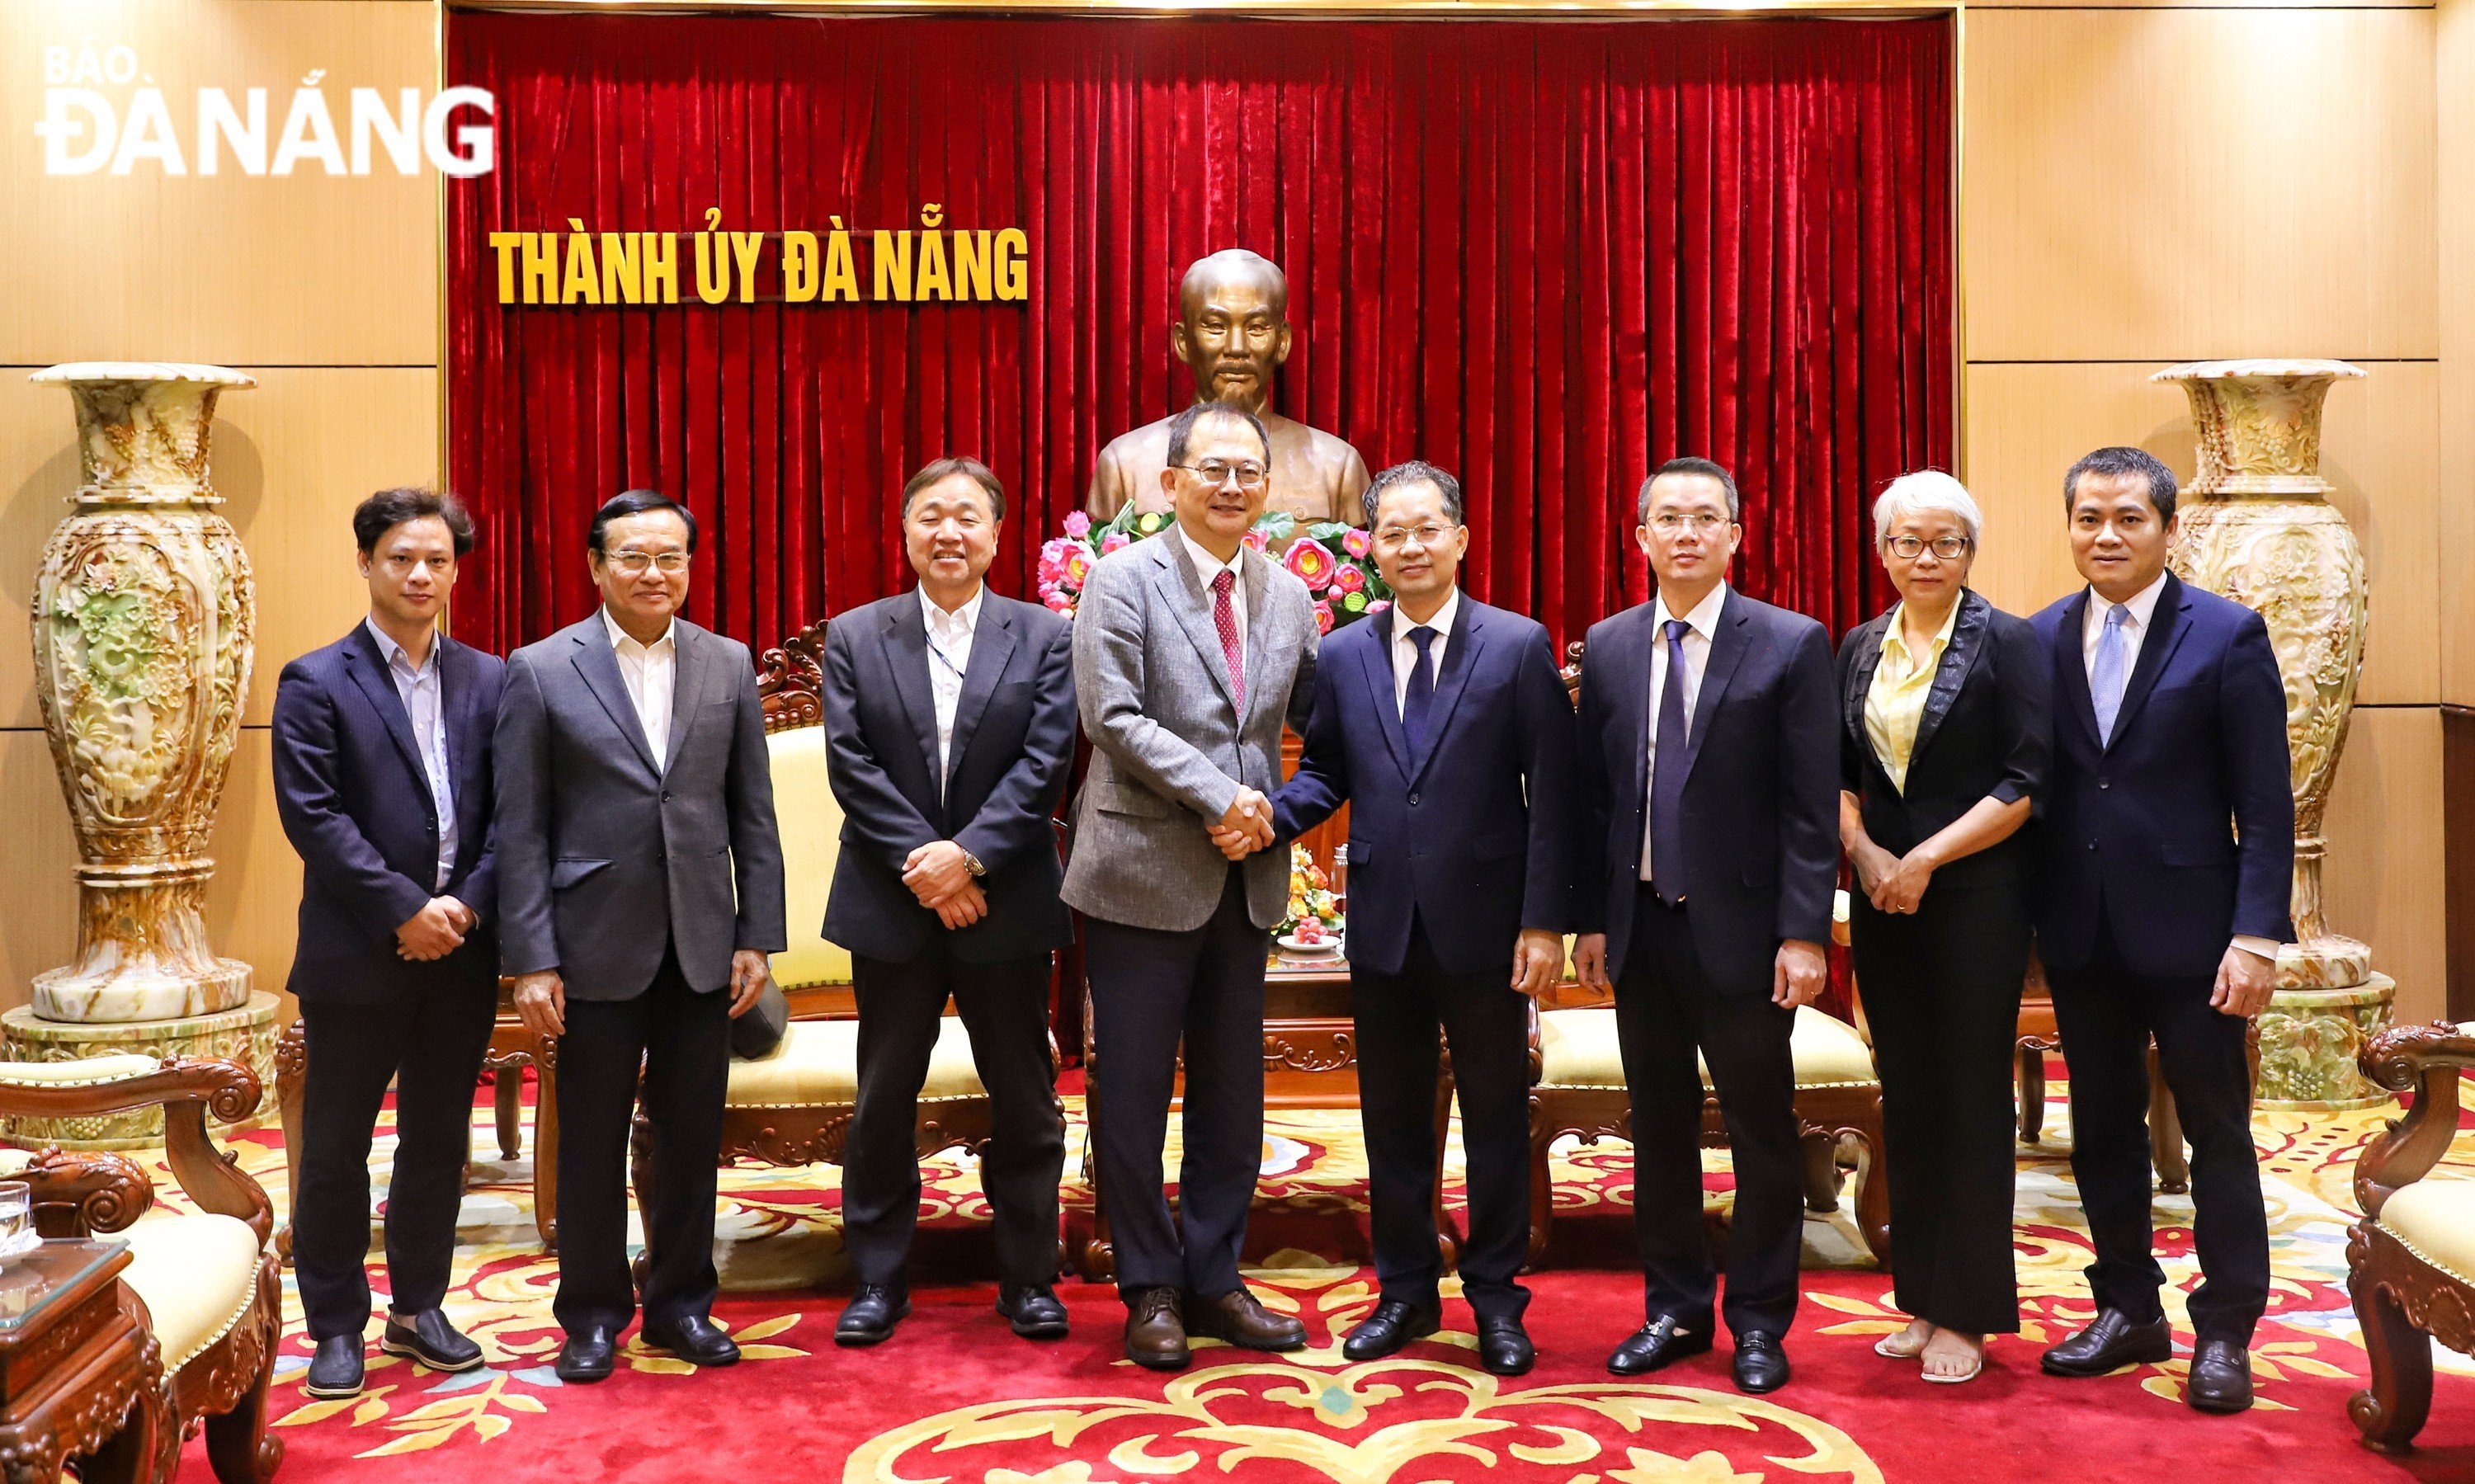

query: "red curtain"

left=446, top=12, right=1949, bottom=656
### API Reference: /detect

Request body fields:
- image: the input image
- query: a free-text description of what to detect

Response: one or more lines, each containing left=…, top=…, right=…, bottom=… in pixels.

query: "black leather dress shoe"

left=2040, top=1309, right=2173, bottom=1378
left=2185, top=1339, right=2255, bottom=1414
left=836, top=1286, right=911, bottom=1347
left=1606, top=1316, right=1714, bottom=1376
left=380, top=1308, right=483, bottom=1373
left=303, top=1335, right=365, bottom=1399
left=554, top=1325, right=616, bottom=1383
left=1478, top=1317, right=1535, bottom=1376
left=640, top=1314, right=740, bottom=1367
left=1342, top=1300, right=1442, bottom=1361
left=1732, top=1332, right=1790, bottom=1393
left=997, top=1284, right=1070, bottom=1340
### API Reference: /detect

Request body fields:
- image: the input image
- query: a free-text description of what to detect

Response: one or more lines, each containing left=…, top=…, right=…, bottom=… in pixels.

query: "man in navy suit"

left=272, top=488, right=505, bottom=1400
left=2031, top=446, right=2293, bottom=1414
left=1238, top=461, right=1577, bottom=1376
left=1572, top=458, right=1839, bottom=1395
left=821, top=458, right=1078, bottom=1347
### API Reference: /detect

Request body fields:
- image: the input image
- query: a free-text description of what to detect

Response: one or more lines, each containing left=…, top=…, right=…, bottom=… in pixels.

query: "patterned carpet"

left=124, top=1072, right=2475, bottom=1482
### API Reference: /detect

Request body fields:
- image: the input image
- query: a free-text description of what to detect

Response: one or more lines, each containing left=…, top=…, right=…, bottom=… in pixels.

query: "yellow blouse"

left=1864, top=601, right=1960, bottom=794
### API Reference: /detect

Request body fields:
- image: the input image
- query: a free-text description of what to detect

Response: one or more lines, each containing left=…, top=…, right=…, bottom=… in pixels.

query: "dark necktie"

left=1650, top=617, right=1692, bottom=904
left=1402, top=625, right=1439, bottom=757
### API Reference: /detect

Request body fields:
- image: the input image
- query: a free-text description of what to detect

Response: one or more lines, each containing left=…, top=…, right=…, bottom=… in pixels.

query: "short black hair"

left=588, top=488, right=699, bottom=556
left=1166, top=400, right=1271, bottom=468
left=900, top=456, right=1006, bottom=521
left=353, top=488, right=474, bottom=556
left=1638, top=456, right=1742, bottom=525
left=2063, top=446, right=2178, bottom=523
left=1363, top=460, right=1464, bottom=528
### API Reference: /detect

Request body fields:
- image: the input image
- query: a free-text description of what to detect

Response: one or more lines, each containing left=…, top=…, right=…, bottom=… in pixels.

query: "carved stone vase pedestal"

left=24, top=364, right=255, bottom=1028
left=0, top=994, right=280, bottom=1149
left=2157, top=358, right=2392, bottom=1109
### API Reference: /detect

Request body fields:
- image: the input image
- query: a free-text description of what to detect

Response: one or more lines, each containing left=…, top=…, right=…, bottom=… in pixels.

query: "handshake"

left=1204, top=787, right=1277, bottom=862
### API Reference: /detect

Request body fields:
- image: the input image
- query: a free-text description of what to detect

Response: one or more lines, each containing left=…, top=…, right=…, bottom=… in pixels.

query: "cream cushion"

left=725, top=1018, right=986, bottom=1108
left=2381, top=1177, right=2475, bottom=1285
left=0, top=1056, right=161, bottom=1086
left=1539, top=1005, right=1877, bottom=1090
left=121, top=1213, right=262, bottom=1373
left=0, top=1151, right=30, bottom=1177
left=766, top=726, right=854, bottom=990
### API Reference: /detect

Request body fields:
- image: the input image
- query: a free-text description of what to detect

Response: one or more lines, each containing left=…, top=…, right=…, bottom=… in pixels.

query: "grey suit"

left=1061, top=536, right=1316, bottom=930
left=1063, top=534, right=1318, bottom=1298
left=493, top=612, right=787, bottom=1340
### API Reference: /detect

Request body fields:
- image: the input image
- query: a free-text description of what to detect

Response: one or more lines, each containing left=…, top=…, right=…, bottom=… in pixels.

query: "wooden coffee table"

left=0, top=1238, right=166, bottom=1484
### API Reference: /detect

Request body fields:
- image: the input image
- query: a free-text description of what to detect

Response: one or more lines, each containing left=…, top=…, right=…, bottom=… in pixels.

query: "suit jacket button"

left=2098, top=778, right=2110, bottom=789
left=2086, top=841, right=2097, bottom=851
left=662, top=791, right=672, bottom=803
left=1408, top=793, right=1421, bottom=807
left=657, top=850, right=667, bottom=863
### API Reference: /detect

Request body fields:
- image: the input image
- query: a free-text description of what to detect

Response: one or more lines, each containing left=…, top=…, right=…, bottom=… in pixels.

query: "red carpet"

left=129, top=1075, right=2475, bottom=1481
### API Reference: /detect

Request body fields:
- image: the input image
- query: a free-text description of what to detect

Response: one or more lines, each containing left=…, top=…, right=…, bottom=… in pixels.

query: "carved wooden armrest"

left=0, top=1057, right=271, bottom=1246
left=2355, top=1021, right=2475, bottom=1218
left=11, top=1148, right=155, bottom=1238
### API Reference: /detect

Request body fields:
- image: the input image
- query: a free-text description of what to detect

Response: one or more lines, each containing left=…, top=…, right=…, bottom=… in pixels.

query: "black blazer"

left=1269, top=596, right=1580, bottom=978
left=820, top=590, right=1078, bottom=965
left=271, top=624, right=504, bottom=1003
left=2031, top=573, right=2294, bottom=977
left=1836, top=589, right=2050, bottom=891
left=1575, top=587, right=1840, bottom=993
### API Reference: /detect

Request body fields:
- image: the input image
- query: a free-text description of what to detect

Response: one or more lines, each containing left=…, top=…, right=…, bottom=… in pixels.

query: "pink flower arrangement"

left=1035, top=509, right=1389, bottom=624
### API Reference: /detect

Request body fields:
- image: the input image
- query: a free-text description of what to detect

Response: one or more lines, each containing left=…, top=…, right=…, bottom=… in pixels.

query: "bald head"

left=1172, top=249, right=1294, bottom=412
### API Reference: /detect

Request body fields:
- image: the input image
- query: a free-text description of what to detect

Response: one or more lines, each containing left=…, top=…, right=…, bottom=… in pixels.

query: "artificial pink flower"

left=1312, top=599, right=1335, bottom=634
left=1063, top=548, right=1092, bottom=585
left=1045, top=592, right=1075, bottom=614
left=1101, top=531, right=1131, bottom=555
left=1365, top=599, right=1392, bottom=615
left=1285, top=540, right=1336, bottom=591
left=1063, top=510, right=1092, bottom=539
left=1329, top=564, right=1366, bottom=595
left=1241, top=526, right=1271, bottom=553
left=1341, top=528, right=1372, bottom=558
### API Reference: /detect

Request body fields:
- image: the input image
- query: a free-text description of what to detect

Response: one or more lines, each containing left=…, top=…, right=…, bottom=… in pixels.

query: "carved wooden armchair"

left=1532, top=642, right=1890, bottom=1266
left=0, top=1055, right=282, bottom=1483
left=2346, top=1020, right=2475, bottom=1454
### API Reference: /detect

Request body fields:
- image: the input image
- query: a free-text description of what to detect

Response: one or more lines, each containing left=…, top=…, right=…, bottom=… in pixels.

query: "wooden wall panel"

left=2323, top=705, right=2449, bottom=1026
left=1963, top=8, right=2437, bottom=363
left=0, top=728, right=299, bottom=1020
left=2442, top=0, right=2475, bottom=707
left=0, top=367, right=441, bottom=730
left=0, top=0, right=437, bottom=367
left=1960, top=360, right=2437, bottom=705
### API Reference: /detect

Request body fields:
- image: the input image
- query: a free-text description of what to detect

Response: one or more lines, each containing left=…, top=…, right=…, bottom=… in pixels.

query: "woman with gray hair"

left=1836, top=470, right=2052, bottom=1384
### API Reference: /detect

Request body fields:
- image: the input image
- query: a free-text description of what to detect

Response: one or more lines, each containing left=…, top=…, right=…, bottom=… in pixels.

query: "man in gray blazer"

left=496, top=489, right=787, bottom=1384
left=1064, top=400, right=1318, bottom=1369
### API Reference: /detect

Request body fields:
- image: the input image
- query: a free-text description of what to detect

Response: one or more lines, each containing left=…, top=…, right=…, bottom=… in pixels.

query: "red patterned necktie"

left=1212, top=568, right=1247, bottom=711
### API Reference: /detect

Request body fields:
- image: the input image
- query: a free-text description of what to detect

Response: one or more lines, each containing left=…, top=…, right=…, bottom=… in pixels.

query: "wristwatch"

left=962, top=850, right=987, bottom=879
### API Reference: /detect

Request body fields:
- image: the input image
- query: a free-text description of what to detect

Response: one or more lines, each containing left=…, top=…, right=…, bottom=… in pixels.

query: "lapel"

left=1607, top=608, right=1654, bottom=823
left=1676, top=588, right=1752, bottom=790
left=1239, top=546, right=1276, bottom=730
left=1153, top=539, right=1242, bottom=715
left=2053, top=589, right=2101, bottom=750
left=944, top=595, right=1016, bottom=792
left=1908, top=590, right=1993, bottom=765
left=2105, top=573, right=2192, bottom=751
left=1841, top=612, right=1890, bottom=751
left=1357, top=608, right=1414, bottom=781
left=342, top=623, right=431, bottom=792
left=438, top=635, right=482, bottom=807
left=884, top=597, right=945, bottom=794
left=661, top=622, right=710, bottom=776
left=1407, top=596, right=1487, bottom=785
left=568, top=617, right=658, bottom=776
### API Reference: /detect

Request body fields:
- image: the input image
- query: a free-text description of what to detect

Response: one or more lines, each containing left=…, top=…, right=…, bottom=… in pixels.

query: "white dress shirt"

left=365, top=617, right=456, bottom=892
left=603, top=606, right=677, bottom=766
left=920, top=583, right=984, bottom=792
left=2080, top=571, right=2278, bottom=963
left=1181, top=529, right=1248, bottom=675
left=1638, top=582, right=1728, bottom=882
left=1388, top=587, right=1460, bottom=715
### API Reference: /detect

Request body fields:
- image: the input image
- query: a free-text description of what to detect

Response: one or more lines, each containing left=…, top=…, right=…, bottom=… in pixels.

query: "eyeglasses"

left=1887, top=535, right=1972, bottom=560
left=1173, top=460, right=1268, bottom=491
left=1374, top=524, right=1459, bottom=552
left=1648, top=512, right=1733, bottom=534
left=606, top=549, right=689, bottom=574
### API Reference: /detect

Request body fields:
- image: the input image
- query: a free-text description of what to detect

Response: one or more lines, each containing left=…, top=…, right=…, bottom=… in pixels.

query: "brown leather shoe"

left=1124, top=1287, right=1191, bottom=1371
left=1183, top=1288, right=1308, bottom=1352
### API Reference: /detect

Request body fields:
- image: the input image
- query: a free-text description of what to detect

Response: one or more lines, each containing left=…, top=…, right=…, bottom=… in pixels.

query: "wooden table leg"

left=494, top=1063, right=525, bottom=1161
left=273, top=1018, right=307, bottom=1263
left=530, top=1032, right=560, bottom=1251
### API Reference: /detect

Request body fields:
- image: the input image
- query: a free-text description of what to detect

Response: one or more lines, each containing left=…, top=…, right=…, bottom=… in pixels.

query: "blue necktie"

left=1402, top=625, right=1439, bottom=758
left=1650, top=618, right=1692, bottom=904
left=2091, top=604, right=2131, bottom=744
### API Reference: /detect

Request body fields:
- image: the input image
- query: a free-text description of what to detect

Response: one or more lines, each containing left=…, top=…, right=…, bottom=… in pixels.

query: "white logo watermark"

left=35, top=42, right=495, bottom=177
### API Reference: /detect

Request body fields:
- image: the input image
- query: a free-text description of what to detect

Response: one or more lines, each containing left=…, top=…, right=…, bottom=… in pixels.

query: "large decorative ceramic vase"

left=2157, top=358, right=2392, bottom=1109
left=26, top=363, right=257, bottom=1025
